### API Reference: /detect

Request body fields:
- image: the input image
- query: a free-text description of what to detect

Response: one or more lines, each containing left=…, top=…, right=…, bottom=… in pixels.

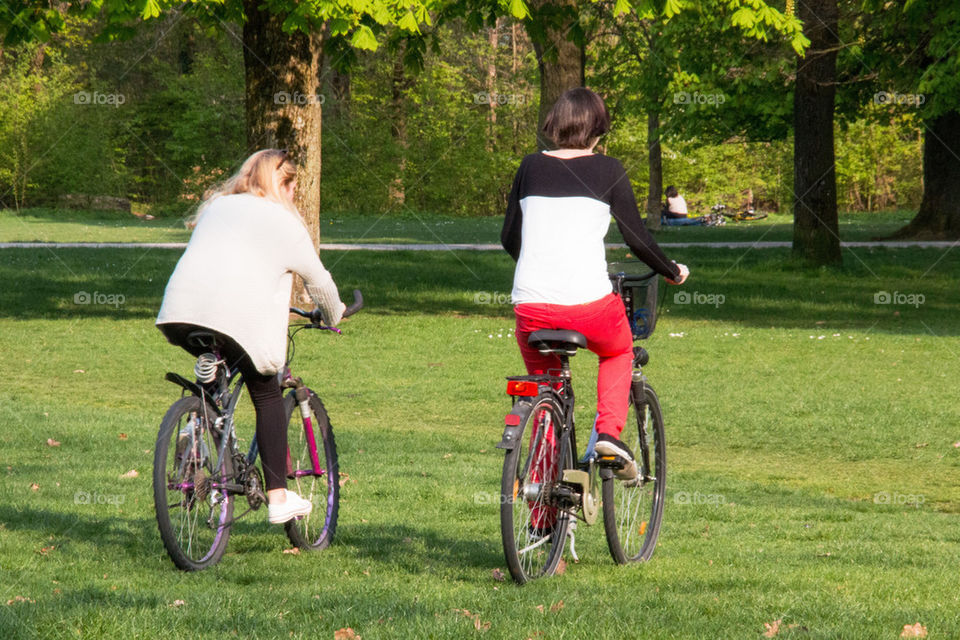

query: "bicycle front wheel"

left=602, top=382, right=666, bottom=564
left=500, top=394, right=571, bottom=584
left=153, top=395, right=234, bottom=571
left=283, top=391, right=339, bottom=551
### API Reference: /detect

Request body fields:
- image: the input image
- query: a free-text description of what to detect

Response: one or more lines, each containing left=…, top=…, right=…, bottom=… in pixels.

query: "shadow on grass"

left=339, top=522, right=502, bottom=576
left=1, top=246, right=958, bottom=335
left=0, top=504, right=156, bottom=560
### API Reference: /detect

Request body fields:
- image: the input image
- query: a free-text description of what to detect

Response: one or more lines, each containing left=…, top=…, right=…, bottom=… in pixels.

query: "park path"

left=0, top=240, right=957, bottom=250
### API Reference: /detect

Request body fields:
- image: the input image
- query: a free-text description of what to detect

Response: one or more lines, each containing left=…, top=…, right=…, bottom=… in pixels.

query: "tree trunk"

left=242, top=0, right=323, bottom=247
left=891, top=110, right=960, bottom=239
left=389, top=47, right=411, bottom=207
left=792, top=0, right=841, bottom=265
left=526, top=0, right=584, bottom=149
left=646, top=110, right=663, bottom=231
left=486, top=21, right=499, bottom=152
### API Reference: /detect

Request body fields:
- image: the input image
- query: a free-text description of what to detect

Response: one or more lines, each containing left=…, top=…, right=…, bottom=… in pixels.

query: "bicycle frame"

left=163, top=342, right=330, bottom=520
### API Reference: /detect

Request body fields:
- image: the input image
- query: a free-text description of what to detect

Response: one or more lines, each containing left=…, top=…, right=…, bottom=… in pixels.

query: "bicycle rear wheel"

left=283, top=391, right=339, bottom=551
left=153, top=396, right=234, bottom=571
left=602, top=382, right=666, bottom=563
left=500, top=394, right=571, bottom=584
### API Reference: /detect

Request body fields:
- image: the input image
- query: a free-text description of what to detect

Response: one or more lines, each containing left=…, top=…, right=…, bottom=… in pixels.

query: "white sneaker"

left=267, top=490, right=313, bottom=524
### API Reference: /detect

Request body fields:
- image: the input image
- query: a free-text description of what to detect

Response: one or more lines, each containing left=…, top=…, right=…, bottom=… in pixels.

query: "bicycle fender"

left=497, top=400, right=531, bottom=450
left=164, top=372, right=223, bottom=415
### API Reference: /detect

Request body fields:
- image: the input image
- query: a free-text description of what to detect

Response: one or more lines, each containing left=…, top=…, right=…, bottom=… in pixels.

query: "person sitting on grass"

left=501, top=87, right=689, bottom=485
left=156, top=149, right=347, bottom=525
left=661, top=185, right=702, bottom=226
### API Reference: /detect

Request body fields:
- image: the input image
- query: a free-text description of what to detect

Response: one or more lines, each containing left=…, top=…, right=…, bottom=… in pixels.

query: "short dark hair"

left=542, top=88, right=610, bottom=149
left=665, top=185, right=678, bottom=198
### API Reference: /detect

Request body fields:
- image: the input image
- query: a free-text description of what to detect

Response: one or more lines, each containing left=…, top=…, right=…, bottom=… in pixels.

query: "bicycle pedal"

left=597, top=455, right=626, bottom=469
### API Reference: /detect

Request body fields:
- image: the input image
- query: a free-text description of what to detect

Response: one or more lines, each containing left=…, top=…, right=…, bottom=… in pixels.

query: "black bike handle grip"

left=343, top=290, right=364, bottom=318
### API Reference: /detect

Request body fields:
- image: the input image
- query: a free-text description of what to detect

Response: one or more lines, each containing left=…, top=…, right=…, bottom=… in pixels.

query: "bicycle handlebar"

left=609, top=269, right=657, bottom=283
left=290, top=289, right=363, bottom=325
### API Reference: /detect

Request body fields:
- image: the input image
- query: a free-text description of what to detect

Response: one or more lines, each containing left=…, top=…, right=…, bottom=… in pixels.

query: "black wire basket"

left=608, top=262, right=660, bottom=340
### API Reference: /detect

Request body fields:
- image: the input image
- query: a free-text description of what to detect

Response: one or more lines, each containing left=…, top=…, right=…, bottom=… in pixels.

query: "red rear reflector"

left=505, top=414, right=521, bottom=426
left=506, top=380, right=539, bottom=396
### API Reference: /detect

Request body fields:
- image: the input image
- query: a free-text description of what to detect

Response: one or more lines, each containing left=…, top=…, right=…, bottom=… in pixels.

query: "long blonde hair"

left=188, top=149, right=298, bottom=227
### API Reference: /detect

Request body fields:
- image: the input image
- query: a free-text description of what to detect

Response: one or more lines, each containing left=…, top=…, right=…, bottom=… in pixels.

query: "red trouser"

left=514, top=292, right=633, bottom=438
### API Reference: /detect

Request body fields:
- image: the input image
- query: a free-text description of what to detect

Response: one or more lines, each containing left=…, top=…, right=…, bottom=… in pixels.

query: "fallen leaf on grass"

left=37, top=545, right=55, bottom=555
left=763, top=619, right=805, bottom=637
left=334, top=628, right=361, bottom=640
left=453, top=609, right=491, bottom=632
left=169, top=600, right=186, bottom=608
left=555, top=558, right=567, bottom=575
left=338, top=472, right=355, bottom=488
left=119, top=469, right=139, bottom=479
left=6, top=596, right=35, bottom=605
left=282, top=548, right=300, bottom=555
left=491, top=568, right=505, bottom=582
left=118, top=433, right=128, bottom=440
left=30, top=483, right=39, bottom=491
left=763, top=619, right=783, bottom=637
left=536, top=600, right=566, bottom=615
left=901, top=623, right=927, bottom=638
left=915, top=442, right=928, bottom=449
left=46, top=439, right=60, bottom=447
left=73, top=369, right=85, bottom=374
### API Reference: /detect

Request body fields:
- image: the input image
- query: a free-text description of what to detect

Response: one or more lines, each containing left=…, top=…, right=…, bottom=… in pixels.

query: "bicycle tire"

left=500, top=394, right=571, bottom=584
left=601, top=382, right=666, bottom=564
left=283, top=391, right=339, bottom=551
left=153, top=395, right=234, bottom=571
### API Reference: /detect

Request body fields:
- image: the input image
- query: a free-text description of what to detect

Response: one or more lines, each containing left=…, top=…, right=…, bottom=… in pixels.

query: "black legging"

left=159, top=323, right=289, bottom=491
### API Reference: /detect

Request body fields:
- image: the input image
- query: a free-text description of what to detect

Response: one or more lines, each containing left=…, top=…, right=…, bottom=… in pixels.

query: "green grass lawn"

left=1, top=244, right=958, bottom=638
left=0, top=207, right=917, bottom=245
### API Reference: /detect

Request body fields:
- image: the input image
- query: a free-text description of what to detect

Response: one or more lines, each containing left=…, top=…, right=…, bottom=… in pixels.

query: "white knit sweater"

left=156, top=193, right=345, bottom=374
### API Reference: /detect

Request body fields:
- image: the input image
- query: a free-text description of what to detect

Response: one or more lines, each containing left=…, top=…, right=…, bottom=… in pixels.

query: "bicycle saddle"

left=527, top=330, right=587, bottom=355
left=185, top=330, right=220, bottom=350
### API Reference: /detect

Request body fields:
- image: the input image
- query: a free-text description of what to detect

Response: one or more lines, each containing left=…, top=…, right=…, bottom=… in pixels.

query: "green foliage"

left=835, top=112, right=923, bottom=212
left=0, top=42, right=80, bottom=209
left=0, top=18, right=245, bottom=212
left=860, top=0, right=960, bottom=121
left=322, top=21, right=539, bottom=216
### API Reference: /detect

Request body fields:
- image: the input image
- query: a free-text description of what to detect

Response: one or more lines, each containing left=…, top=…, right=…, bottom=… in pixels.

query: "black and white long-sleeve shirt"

left=501, top=152, right=681, bottom=306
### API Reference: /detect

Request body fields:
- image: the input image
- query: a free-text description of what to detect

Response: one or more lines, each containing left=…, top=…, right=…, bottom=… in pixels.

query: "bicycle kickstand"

left=566, top=519, right=579, bottom=563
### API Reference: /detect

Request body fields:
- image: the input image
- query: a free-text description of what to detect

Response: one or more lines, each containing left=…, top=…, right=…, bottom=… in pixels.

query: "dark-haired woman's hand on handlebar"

left=666, top=262, right=689, bottom=285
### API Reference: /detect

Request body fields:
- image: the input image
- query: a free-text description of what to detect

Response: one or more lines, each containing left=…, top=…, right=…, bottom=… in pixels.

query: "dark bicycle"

left=711, top=203, right=768, bottom=222
left=497, top=266, right=667, bottom=584
left=152, top=291, right=362, bottom=571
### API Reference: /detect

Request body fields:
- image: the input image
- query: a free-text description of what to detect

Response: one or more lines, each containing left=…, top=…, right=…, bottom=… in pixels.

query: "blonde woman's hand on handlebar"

left=666, top=262, right=689, bottom=285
